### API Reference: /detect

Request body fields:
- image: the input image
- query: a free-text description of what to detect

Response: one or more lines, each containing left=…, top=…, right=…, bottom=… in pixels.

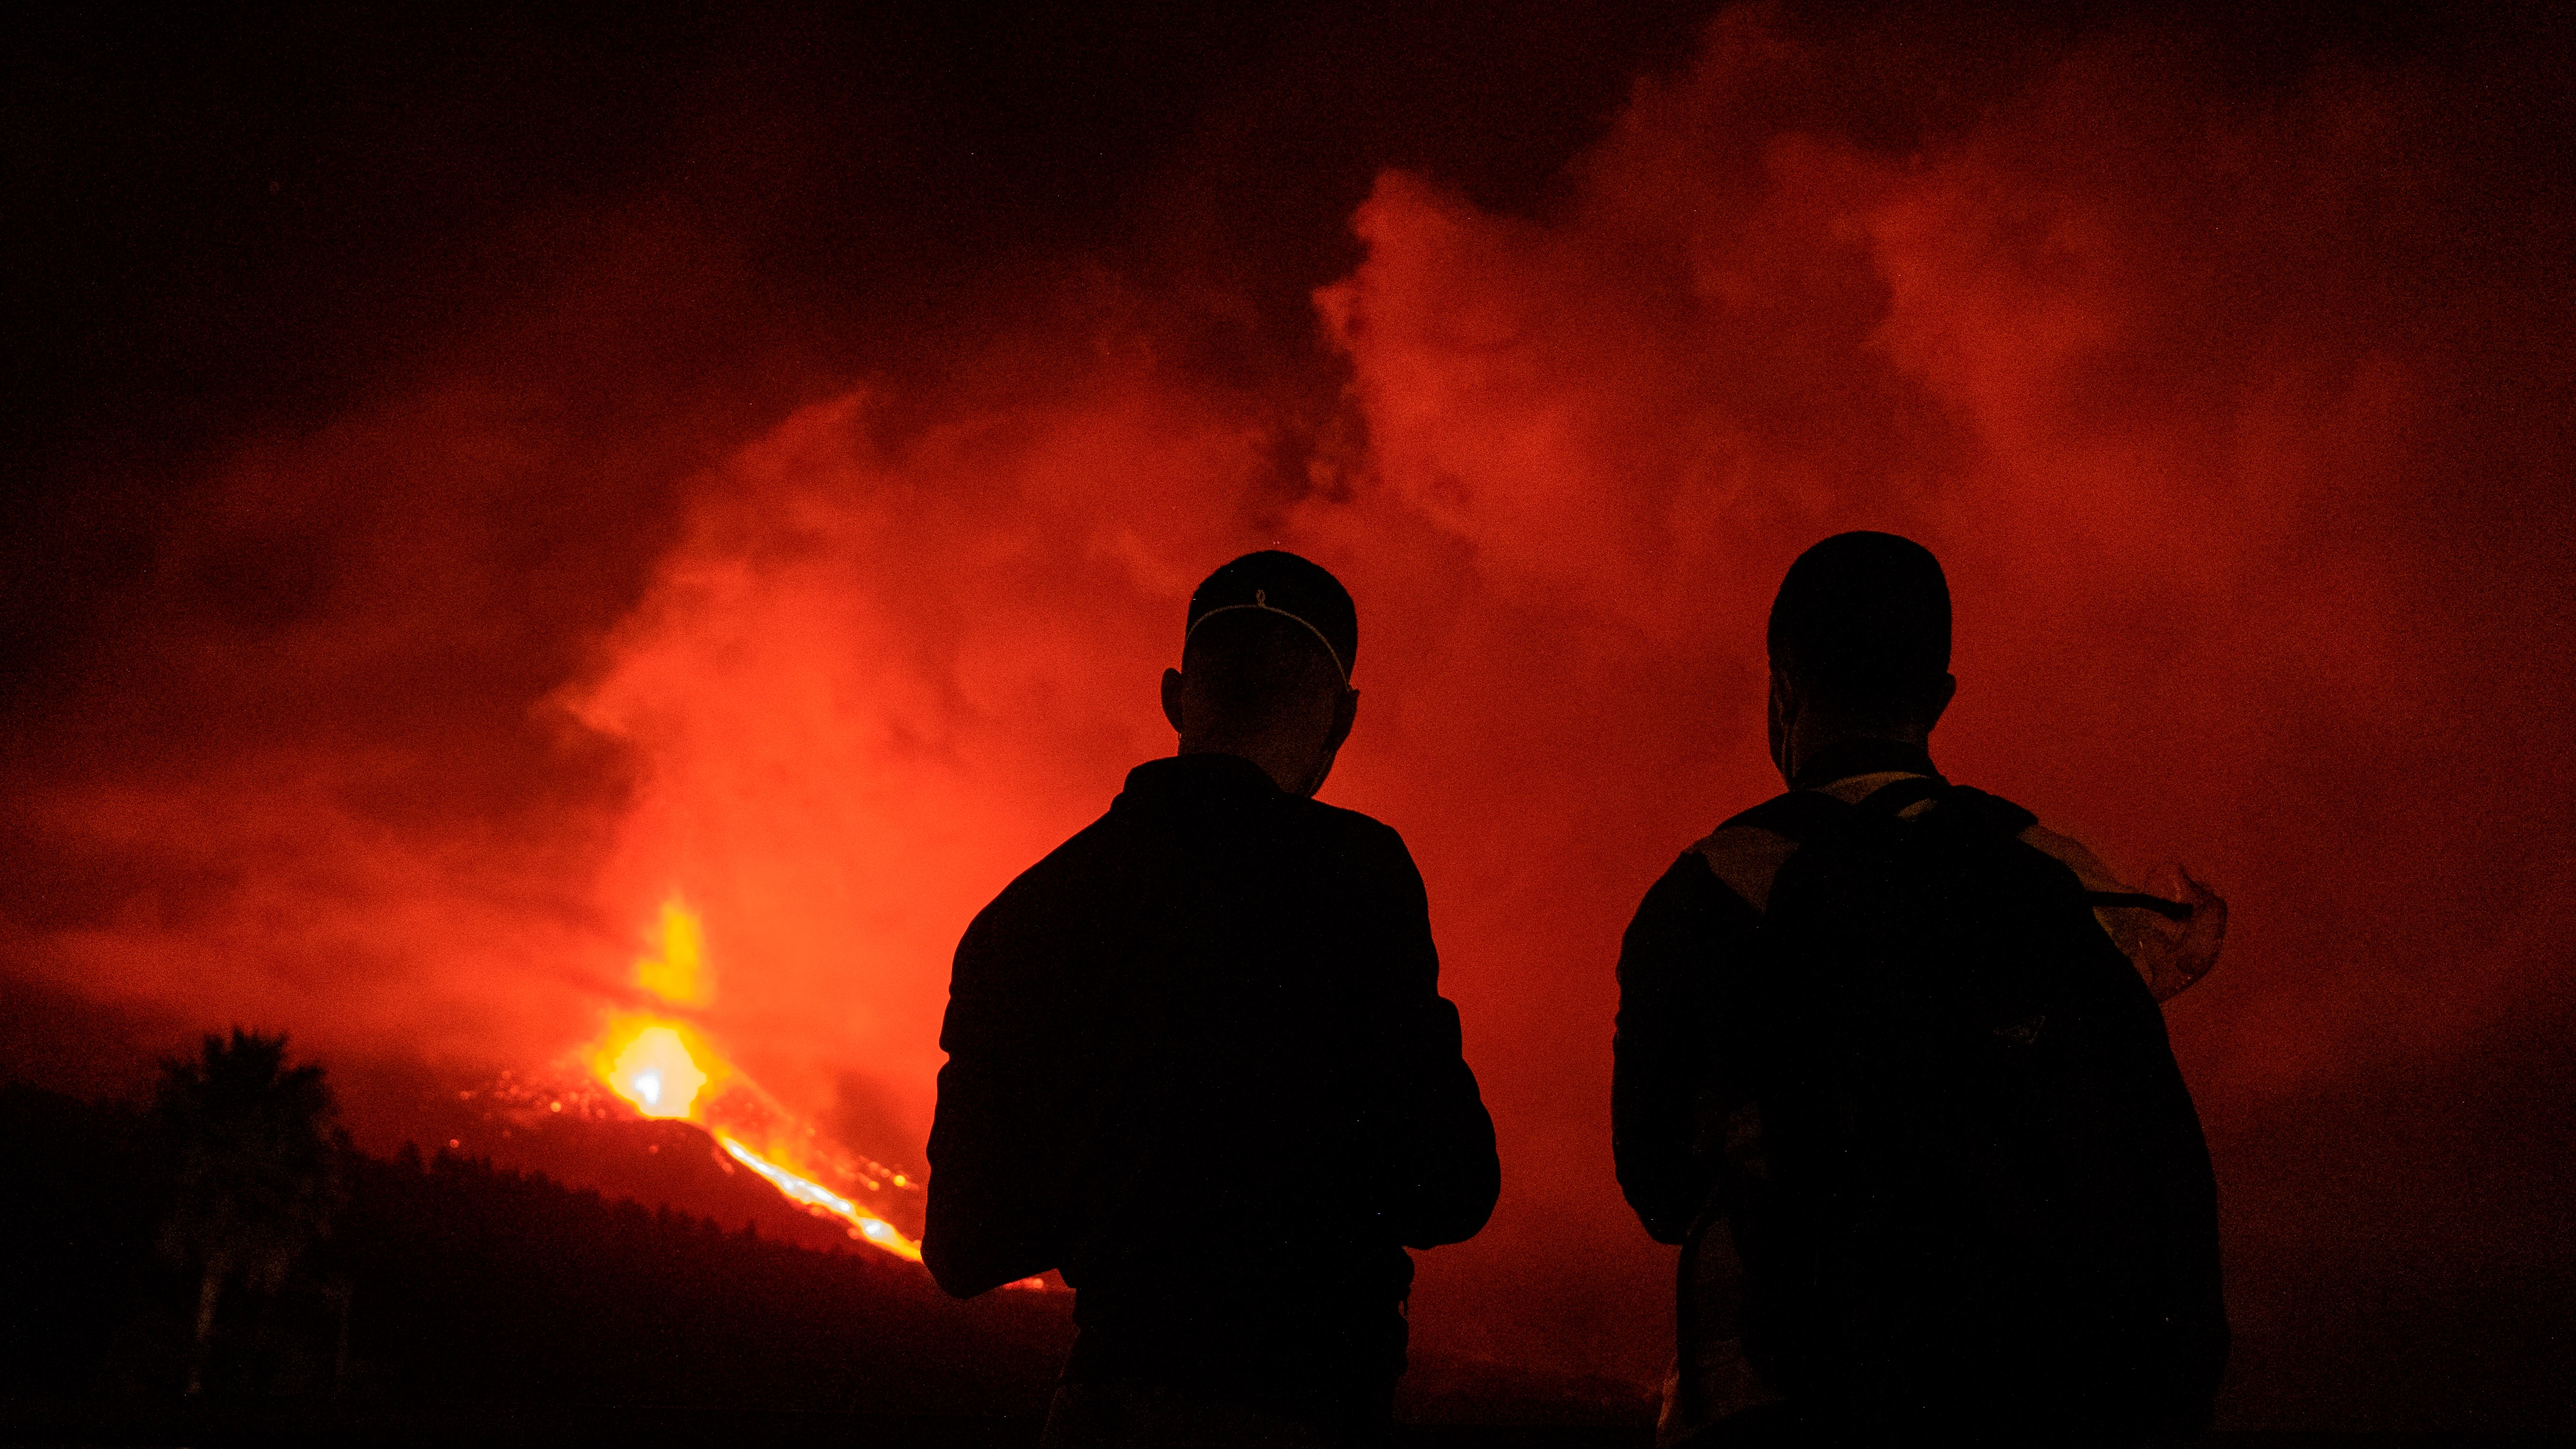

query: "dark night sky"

left=5, top=0, right=2572, bottom=1431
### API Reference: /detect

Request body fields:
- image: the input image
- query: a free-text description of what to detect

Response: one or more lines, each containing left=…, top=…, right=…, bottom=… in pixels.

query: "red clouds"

left=6, top=5, right=2569, bottom=1427
left=1311, top=14, right=2573, bottom=1417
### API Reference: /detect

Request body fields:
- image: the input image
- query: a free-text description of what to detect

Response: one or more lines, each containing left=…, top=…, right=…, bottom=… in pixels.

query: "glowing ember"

left=602, top=1023, right=708, bottom=1120
left=717, top=1133, right=923, bottom=1261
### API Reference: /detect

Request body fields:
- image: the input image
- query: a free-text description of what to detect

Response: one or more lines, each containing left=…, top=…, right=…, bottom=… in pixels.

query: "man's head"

left=1162, top=550, right=1360, bottom=797
left=1766, top=531, right=1957, bottom=783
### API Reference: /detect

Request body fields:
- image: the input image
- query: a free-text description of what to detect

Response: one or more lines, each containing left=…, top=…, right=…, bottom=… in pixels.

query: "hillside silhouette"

left=1, top=1066, right=1661, bottom=1447
left=0, top=1075, right=1073, bottom=1418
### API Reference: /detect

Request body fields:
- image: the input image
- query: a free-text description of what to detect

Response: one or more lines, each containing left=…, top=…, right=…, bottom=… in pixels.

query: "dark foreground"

left=0, top=1404, right=2571, bottom=1449
left=0, top=1079, right=1647, bottom=1436
left=8, top=1082, right=2567, bottom=1449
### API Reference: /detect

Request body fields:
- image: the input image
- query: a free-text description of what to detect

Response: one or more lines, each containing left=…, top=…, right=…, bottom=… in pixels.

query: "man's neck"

left=1176, top=738, right=1321, bottom=797
left=1785, top=733, right=1937, bottom=792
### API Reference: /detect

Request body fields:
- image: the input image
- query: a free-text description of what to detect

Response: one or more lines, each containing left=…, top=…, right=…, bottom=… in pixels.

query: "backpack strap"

left=1718, top=790, right=1852, bottom=844
left=1943, top=785, right=2197, bottom=921
left=1942, top=784, right=2038, bottom=836
left=2082, top=890, right=2194, bottom=922
left=1849, top=775, right=1946, bottom=819
left=1714, top=781, right=2173, bottom=924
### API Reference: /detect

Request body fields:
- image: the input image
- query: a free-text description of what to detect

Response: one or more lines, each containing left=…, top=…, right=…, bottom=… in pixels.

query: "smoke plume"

left=5, top=3, right=2570, bottom=1427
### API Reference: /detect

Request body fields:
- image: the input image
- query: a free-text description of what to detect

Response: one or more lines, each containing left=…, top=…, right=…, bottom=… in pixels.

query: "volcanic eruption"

left=586, top=900, right=923, bottom=1263
left=4, top=1, right=2572, bottom=1430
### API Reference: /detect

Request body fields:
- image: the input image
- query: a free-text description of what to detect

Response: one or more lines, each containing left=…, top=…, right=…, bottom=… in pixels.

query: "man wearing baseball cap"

left=928, top=550, right=1499, bottom=1446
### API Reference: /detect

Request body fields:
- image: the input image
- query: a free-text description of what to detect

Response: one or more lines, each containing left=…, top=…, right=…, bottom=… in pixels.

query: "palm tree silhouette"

left=152, top=1029, right=343, bottom=1396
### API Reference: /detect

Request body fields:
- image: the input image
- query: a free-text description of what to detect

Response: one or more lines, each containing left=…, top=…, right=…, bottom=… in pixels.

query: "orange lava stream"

left=588, top=898, right=927, bottom=1266
left=716, top=1132, right=923, bottom=1261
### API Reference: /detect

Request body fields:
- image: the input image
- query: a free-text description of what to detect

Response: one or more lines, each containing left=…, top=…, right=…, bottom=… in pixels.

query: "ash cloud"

left=1307, top=14, right=2576, bottom=1409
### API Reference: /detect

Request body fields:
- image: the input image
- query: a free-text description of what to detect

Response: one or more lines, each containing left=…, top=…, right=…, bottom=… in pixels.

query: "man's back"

left=1615, top=534, right=2229, bottom=1446
left=1621, top=753, right=2227, bottom=1442
left=926, top=551, right=1497, bottom=1440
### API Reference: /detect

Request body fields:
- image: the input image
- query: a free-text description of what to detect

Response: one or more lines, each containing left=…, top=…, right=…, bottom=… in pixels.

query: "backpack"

left=1702, top=777, right=2227, bottom=1437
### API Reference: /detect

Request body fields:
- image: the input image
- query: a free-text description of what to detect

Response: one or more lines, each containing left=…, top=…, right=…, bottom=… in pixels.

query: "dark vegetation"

left=0, top=1038, right=1649, bottom=1445
left=0, top=1046, right=1073, bottom=1427
left=2, top=1045, right=2564, bottom=1447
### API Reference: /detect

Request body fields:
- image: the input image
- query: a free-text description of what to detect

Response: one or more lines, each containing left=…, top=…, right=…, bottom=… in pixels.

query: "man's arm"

left=1612, top=851, right=1760, bottom=1246
left=923, top=880, right=1090, bottom=1297
left=1359, top=827, right=1499, bottom=1250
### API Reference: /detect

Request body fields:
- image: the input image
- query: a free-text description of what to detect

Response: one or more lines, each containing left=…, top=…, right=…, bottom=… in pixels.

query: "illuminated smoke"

left=3, top=6, right=2567, bottom=1414
left=587, top=901, right=921, bottom=1261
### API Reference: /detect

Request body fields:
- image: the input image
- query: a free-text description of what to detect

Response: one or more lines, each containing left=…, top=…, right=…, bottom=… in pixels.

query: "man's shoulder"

left=1669, top=780, right=2043, bottom=913
left=2014, top=819, right=2120, bottom=891
left=1666, top=788, right=1832, bottom=915
left=1301, top=795, right=1407, bottom=847
left=964, top=808, right=1125, bottom=933
left=1686, top=822, right=1801, bottom=915
left=973, top=791, right=1415, bottom=917
left=1291, top=798, right=1422, bottom=891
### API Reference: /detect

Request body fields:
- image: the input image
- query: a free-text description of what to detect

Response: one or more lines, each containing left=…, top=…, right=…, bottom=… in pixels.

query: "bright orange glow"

left=11, top=9, right=2554, bottom=1403
left=717, top=1132, right=923, bottom=1261
left=600, top=1021, right=709, bottom=1120
left=634, top=898, right=710, bottom=1006
left=585, top=920, right=923, bottom=1266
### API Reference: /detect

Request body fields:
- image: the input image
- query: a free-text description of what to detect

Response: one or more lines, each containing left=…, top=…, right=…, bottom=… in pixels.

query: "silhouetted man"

left=928, top=550, right=1499, bottom=1447
left=1614, top=532, right=2230, bottom=1447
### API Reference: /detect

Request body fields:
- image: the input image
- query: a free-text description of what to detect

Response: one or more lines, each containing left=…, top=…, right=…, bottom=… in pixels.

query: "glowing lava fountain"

left=590, top=900, right=923, bottom=1263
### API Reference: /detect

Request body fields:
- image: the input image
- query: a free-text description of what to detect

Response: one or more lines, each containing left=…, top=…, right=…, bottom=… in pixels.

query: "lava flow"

left=591, top=900, right=923, bottom=1263
left=716, top=1134, right=919, bottom=1259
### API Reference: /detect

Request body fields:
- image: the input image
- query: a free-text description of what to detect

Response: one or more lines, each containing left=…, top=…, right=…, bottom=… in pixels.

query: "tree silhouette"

left=152, top=1029, right=343, bottom=1395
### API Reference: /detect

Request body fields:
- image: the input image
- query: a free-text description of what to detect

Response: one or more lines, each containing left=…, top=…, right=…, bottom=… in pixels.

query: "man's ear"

left=1161, top=667, right=1187, bottom=736
left=1297, top=686, right=1361, bottom=799
left=1767, top=670, right=1795, bottom=783
left=1923, top=672, right=1958, bottom=732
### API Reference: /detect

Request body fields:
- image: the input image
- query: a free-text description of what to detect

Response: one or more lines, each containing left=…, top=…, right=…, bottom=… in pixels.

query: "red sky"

left=5, top=2, right=2571, bottom=1430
